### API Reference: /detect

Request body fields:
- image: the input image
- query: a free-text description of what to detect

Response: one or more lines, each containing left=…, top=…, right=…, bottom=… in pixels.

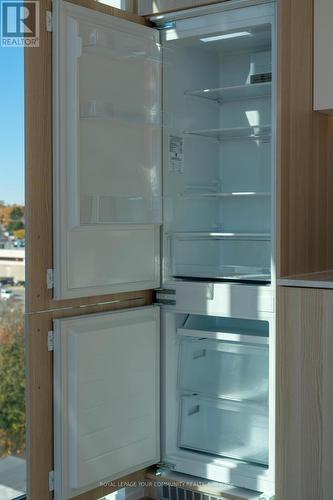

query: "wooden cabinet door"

left=277, top=286, right=333, bottom=500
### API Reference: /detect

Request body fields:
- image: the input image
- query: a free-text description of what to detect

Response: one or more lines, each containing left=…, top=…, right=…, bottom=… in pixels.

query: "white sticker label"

left=169, top=135, right=184, bottom=173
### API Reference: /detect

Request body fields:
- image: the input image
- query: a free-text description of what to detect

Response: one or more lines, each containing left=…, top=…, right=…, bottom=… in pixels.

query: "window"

left=0, top=41, right=26, bottom=500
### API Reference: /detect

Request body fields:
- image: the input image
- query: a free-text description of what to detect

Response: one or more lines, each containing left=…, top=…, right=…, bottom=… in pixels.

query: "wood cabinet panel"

left=277, top=286, right=333, bottom=500
left=277, top=0, right=333, bottom=278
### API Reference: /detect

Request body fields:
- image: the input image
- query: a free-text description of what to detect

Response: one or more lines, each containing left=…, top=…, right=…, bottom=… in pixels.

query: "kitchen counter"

left=278, top=270, right=333, bottom=288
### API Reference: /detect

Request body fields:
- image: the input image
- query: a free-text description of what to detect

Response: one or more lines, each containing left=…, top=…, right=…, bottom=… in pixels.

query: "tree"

left=10, top=207, right=24, bottom=221
left=6, top=220, right=24, bottom=234
left=4, top=206, right=25, bottom=234
left=0, top=304, right=25, bottom=456
left=13, top=229, right=25, bottom=240
left=0, top=204, right=11, bottom=226
left=0, top=204, right=25, bottom=227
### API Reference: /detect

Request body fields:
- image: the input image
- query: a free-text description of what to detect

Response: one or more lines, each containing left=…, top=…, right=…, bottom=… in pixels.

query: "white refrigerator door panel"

left=54, top=306, right=160, bottom=499
left=53, top=1, right=161, bottom=299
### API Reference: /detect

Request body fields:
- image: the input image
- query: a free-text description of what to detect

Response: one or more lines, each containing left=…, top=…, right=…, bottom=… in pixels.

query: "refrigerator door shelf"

left=80, top=23, right=162, bottom=62
left=80, top=194, right=162, bottom=225
left=80, top=99, right=162, bottom=126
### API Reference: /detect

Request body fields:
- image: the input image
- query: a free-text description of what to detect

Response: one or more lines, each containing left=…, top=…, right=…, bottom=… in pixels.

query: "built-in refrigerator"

left=52, top=1, right=276, bottom=498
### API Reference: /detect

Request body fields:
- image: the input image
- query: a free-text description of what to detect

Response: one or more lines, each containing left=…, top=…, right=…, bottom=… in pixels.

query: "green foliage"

left=0, top=203, right=25, bottom=227
left=6, top=220, right=24, bottom=234
left=13, top=229, right=25, bottom=240
left=0, top=304, right=25, bottom=456
left=10, top=207, right=24, bottom=221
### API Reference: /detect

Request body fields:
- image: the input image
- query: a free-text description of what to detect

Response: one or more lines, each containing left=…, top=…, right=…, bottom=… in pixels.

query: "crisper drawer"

left=170, top=235, right=271, bottom=283
left=178, top=337, right=268, bottom=401
left=179, top=396, right=268, bottom=466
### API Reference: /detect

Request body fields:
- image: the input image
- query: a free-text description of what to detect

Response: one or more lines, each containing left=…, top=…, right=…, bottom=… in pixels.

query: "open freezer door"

left=53, top=1, right=162, bottom=299
left=53, top=305, right=160, bottom=499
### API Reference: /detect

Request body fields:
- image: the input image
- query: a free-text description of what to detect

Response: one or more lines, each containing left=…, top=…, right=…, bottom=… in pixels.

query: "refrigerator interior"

left=162, top=308, right=274, bottom=492
left=162, top=22, right=273, bottom=283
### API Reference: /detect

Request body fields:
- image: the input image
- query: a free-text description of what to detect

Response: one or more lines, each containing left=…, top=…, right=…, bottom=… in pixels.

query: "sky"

left=0, top=45, right=24, bottom=206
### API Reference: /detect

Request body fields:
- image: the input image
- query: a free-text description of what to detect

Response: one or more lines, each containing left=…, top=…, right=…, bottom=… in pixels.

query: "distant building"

left=0, top=248, right=25, bottom=282
left=0, top=227, right=12, bottom=249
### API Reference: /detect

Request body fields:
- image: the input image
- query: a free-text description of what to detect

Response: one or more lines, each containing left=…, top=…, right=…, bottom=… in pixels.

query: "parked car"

left=0, top=288, right=13, bottom=300
left=0, top=277, right=14, bottom=286
left=14, top=239, right=25, bottom=248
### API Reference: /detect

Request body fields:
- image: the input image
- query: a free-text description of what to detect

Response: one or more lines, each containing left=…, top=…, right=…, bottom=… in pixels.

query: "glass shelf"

left=184, top=82, right=272, bottom=103
left=178, top=315, right=269, bottom=344
left=184, top=125, right=271, bottom=141
left=172, top=264, right=271, bottom=282
left=169, top=231, right=271, bottom=240
left=180, top=191, right=271, bottom=199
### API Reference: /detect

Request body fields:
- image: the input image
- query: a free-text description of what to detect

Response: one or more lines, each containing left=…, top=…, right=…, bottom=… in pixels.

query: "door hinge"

left=156, top=21, right=176, bottom=31
left=155, top=288, right=176, bottom=306
left=155, top=462, right=176, bottom=475
left=46, top=269, right=54, bottom=289
left=48, top=470, right=54, bottom=492
left=48, top=331, right=54, bottom=352
left=46, top=11, right=53, bottom=32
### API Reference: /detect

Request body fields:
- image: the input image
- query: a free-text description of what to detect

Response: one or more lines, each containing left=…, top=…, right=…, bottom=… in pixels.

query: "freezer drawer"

left=178, top=396, right=268, bottom=466
left=178, top=337, right=268, bottom=401
left=177, top=314, right=269, bottom=401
